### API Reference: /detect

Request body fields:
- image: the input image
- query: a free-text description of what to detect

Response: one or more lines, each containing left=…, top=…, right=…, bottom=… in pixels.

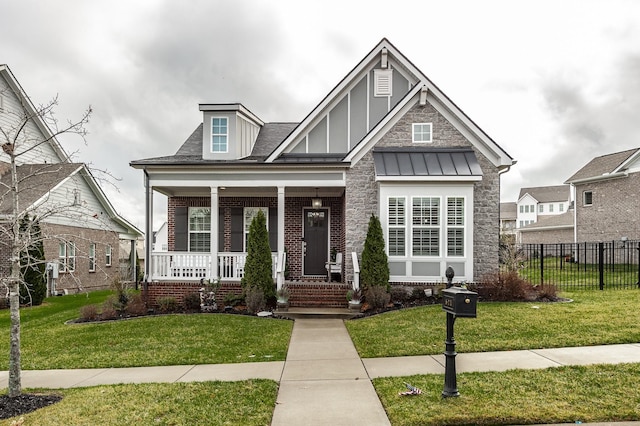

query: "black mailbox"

left=442, top=286, right=478, bottom=318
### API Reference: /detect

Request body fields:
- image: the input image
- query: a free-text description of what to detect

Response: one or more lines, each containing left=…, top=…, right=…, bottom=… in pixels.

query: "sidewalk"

left=3, top=318, right=640, bottom=425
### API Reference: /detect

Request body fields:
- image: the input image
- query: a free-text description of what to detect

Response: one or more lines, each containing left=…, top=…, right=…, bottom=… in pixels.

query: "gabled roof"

left=0, top=64, right=70, bottom=163
left=0, top=163, right=81, bottom=214
left=518, top=185, right=570, bottom=203
left=565, top=147, right=640, bottom=184
left=264, top=38, right=514, bottom=169
left=0, top=162, right=142, bottom=238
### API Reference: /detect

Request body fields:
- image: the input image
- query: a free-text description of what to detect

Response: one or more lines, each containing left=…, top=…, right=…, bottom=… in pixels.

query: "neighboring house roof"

left=0, top=163, right=82, bottom=214
left=0, top=64, right=70, bottom=163
left=519, top=211, right=574, bottom=231
left=518, top=185, right=569, bottom=203
left=0, top=162, right=142, bottom=239
left=372, top=147, right=482, bottom=180
left=500, top=202, right=517, bottom=220
left=565, top=147, right=640, bottom=184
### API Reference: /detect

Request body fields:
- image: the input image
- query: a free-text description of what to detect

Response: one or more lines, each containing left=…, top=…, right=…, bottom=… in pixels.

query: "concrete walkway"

left=3, top=318, right=640, bottom=425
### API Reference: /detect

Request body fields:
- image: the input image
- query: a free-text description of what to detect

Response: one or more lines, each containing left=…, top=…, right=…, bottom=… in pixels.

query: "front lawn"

left=2, top=380, right=277, bottom=425
left=375, top=363, right=640, bottom=425
left=0, top=291, right=293, bottom=370
left=346, top=289, right=640, bottom=358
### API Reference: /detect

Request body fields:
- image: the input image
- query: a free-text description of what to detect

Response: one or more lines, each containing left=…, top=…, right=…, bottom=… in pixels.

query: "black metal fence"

left=517, top=241, right=640, bottom=290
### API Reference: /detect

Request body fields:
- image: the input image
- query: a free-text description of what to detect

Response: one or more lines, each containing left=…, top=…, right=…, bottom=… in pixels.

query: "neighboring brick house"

left=564, top=147, right=640, bottom=242
left=131, top=38, right=514, bottom=307
left=0, top=64, right=142, bottom=294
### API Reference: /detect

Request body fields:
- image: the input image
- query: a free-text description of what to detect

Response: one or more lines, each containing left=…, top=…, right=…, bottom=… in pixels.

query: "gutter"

left=565, top=171, right=628, bottom=185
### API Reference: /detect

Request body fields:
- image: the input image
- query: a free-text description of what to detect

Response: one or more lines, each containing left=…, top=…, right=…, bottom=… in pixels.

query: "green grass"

left=2, top=380, right=278, bottom=425
left=0, top=291, right=293, bottom=370
left=518, top=257, right=639, bottom=287
left=374, top=363, right=640, bottom=425
left=346, top=289, right=640, bottom=358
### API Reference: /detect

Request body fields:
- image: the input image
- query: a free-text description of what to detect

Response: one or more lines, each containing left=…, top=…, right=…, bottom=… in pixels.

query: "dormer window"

left=412, top=123, right=432, bottom=143
left=211, top=117, right=228, bottom=153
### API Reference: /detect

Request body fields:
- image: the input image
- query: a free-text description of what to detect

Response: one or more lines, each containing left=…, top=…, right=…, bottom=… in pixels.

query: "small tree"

left=19, top=214, right=47, bottom=306
left=241, top=210, right=274, bottom=299
left=361, top=213, right=390, bottom=291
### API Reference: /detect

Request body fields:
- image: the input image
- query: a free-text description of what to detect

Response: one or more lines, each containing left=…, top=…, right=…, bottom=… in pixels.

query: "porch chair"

left=325, top=252, right=342, bottom=282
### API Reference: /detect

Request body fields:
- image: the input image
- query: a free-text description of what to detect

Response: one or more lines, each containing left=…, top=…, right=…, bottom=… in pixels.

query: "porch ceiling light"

left=311, top=188, right=322, bottom=209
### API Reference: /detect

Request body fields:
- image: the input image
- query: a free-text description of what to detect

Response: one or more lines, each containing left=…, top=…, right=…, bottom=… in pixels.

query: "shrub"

left=224, top=293, right=244, bottom=307
left=365, top=286, right=390, bottom=310
left=79, top=304, right=99, bottom=321
left=390, top=286, right=410, bottom=303
left=245, top=286, right=265, bottom=314
left=473, top=271, right=536, bottom=302
left=125, top=293, right=147, bottom=316
left=361, top=214, right=389, bottom=291
left=157, top=296, right=179, bottom=313
left=19, top=215, right=47, bottom=306
left=241, top=210, right=275, bottom=299
left=100, top=298, right=119, bottom=320
left=184, top=292, right=201, bottom=311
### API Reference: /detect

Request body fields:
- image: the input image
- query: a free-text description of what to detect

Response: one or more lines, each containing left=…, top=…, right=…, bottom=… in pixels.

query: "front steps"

left=284, top=280, right=350, bottom=309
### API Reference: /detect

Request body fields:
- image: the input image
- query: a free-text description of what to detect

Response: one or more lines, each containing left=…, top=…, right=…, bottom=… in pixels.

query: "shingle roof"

left=518, top=185, right=569, bottom=203
left=372, top=147, right=482, bottom=178
left=0, top=163, right=82, bottom=214
left=519, top=211, right=574, bottom=230
left=133, top=122, right=299, bottom=166
left=500, top=202, right=517, bottom=219
left=565, top=148, right=640, bottom=183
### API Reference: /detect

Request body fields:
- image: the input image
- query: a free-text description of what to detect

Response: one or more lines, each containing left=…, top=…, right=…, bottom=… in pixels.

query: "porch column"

left=144, top=172, right=153, bottom=281
left=210, top=186, right=219, bottom=279
left=278, top=186, right=285, bottom=255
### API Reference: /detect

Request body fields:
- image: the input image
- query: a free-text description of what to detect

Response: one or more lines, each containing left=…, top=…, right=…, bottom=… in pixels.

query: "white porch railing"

left=150, top=252, right=278, bottom=281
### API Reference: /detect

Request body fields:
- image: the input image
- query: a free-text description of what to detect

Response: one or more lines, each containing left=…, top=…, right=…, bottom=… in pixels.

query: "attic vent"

left=374, top=69, right=393, bottom=97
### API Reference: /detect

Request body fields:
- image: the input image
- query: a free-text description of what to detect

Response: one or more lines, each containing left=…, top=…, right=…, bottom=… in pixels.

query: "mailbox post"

left=441, top=266, right=478, bottom=398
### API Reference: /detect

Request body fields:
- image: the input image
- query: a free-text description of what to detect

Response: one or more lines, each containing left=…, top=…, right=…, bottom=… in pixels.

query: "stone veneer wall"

left=574, top=172, right=640, bottom=242
left=345, top=102, right=501, bottom=282
left=520, top=228, right=574, bottom=244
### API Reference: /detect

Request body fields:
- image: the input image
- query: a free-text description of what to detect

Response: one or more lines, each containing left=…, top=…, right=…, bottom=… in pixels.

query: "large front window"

left=189, top=207, right=211, bottom=252
left=211, top=117, right=228, bottom=153
left=386, top=195, right=467, bottom=259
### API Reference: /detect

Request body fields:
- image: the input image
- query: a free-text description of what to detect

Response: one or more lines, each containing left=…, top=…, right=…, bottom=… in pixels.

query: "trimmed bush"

left=79, top=304, right=99, bottom=321
left=125, top=293, right=147, bottom=316
left=472, top=271, right=558, bottom=302
left=241, top=210, right=275, bottom=299
left=365, top=286, right=391, bottom=310
left=361, top=214, right=390, bottom=291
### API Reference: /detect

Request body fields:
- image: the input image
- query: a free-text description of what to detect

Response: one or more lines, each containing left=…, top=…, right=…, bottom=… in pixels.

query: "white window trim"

left=188, top=207, right=211, bottom=252
left=58, top=242, right=67, bottom=273
left=410, top=196, right=441, bottom=257
left=446, top=196, right=466, bottom=257
left=387, top=196, right=407, bottom=257
left=412, top=123, right=432, bottom=143
left=105, top=245, right=112, bottom=266
left=89, top=243, right=96, bottom=272
left=211, top=116, right=229, bottom=153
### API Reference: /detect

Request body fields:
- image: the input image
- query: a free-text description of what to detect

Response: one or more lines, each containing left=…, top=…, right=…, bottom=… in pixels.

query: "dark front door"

left=304, top=209, right=329, bottom=275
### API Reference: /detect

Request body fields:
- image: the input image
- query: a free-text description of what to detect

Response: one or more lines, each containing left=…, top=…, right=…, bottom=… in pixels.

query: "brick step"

left=285, top=281, right=350, bottom=309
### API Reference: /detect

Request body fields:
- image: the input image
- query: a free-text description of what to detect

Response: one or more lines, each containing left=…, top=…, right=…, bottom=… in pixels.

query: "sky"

left=2, top=0, right=639, bottom=231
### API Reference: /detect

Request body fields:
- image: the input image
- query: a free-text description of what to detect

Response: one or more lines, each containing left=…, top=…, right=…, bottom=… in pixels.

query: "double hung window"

left=211, top=117, right=228, bottom=153
left=59, top=242, right=76, bottom=273
left=189, top=207, right=211, bottom=252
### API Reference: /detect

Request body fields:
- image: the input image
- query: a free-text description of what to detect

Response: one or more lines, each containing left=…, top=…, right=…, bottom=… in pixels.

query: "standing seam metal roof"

left=373, top=147, right=482, bottom=177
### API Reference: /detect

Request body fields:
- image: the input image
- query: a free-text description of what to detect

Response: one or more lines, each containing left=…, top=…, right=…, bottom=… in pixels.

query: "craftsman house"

left=131, top=38, right=514, bottom=307
left=0, top=64, right=142, bottom=294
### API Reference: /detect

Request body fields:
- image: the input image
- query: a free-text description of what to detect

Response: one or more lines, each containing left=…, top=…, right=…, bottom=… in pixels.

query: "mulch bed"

left=0, top=393, right=62, bottom=420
